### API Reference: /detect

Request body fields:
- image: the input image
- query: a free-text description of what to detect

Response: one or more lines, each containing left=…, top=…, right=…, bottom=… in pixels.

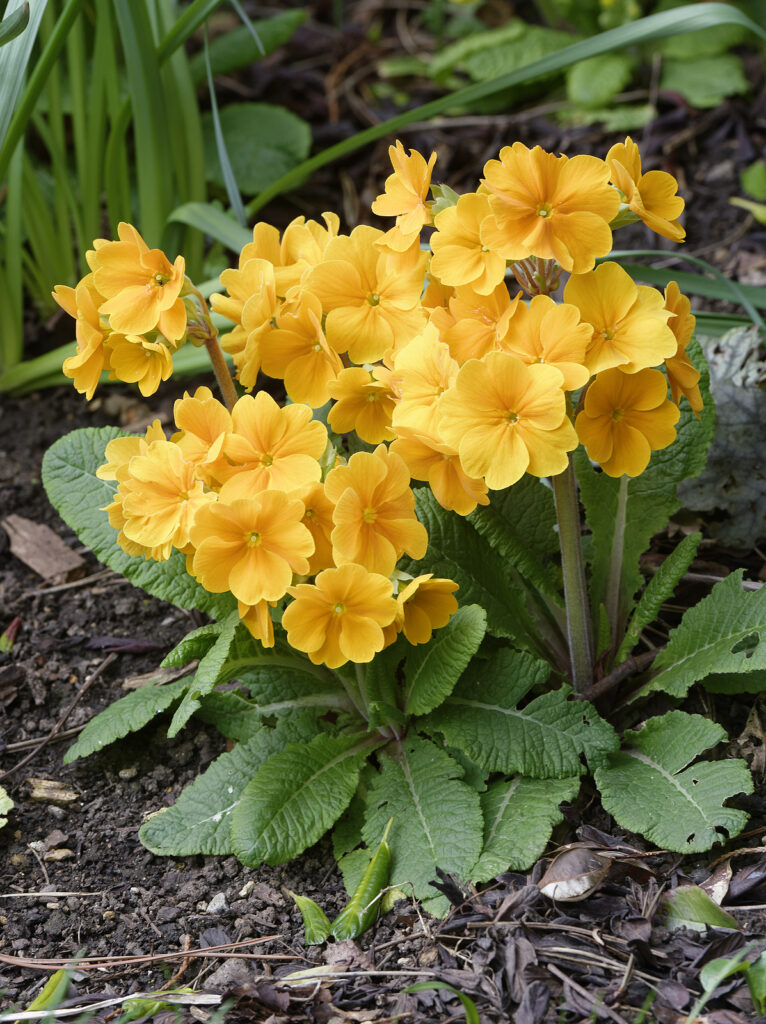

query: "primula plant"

left=43, top=136, right=760, bottom=915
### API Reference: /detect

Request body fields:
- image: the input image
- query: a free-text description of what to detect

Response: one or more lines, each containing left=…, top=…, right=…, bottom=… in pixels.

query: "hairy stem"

left=204, top=332, right=238, bottom=412
left=551, top=459, right=593, bottom=691
left=604, top=475, right=629, bottom=658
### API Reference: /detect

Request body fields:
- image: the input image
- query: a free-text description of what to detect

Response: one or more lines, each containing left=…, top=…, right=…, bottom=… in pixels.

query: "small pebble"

left=206, top=892, right=228, bottom=915
left=118, top=767, right=137, bottom=780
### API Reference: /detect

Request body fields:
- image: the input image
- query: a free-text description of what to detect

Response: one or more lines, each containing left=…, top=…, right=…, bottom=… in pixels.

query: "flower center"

left=333, top=602, right=345, bottom=615
left=247, top=531, right=261, bottom=546
left=612, top=409, right=624, bottom=421
left=366, top=392, right=379, bottom=403
left=362, top=507, right=378, bottom=523
left=505, top=410, right=520, bottom=425
left=367, top=293, right=381, bottom=307
left=601, top=327, right=616, bottom=341
left=304, top=508, right=315, bottom=521
left=537, top=203, right=553, bottom=218
left=261, top=453, right=274, bottom=467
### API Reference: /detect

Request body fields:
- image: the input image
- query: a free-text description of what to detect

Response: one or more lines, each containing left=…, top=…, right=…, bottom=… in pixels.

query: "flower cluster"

left=55, top=135, right=700, bottom=665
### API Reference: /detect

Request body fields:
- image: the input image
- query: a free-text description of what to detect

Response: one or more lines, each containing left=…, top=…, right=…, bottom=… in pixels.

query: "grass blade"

left=0, top=2, right=29, bottom=47
left=204, top=25, right=246, bottom=226
left=168, top=201, right=251, bottom=251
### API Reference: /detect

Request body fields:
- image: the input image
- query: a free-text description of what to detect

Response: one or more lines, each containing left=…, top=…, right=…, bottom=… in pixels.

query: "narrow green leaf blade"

left=168, top=201, right=251, bottom=251
left=594, top=711, right=752, bottom=853
left=0, top=3, right=29, bottom=47
left=403, top=605, right=486, bottom=716
left=289, top=892, right=331, bottom=945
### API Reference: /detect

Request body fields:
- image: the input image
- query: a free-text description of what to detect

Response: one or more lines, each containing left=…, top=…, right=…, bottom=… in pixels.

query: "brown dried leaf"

left=538, top=845, right=611, bottom=902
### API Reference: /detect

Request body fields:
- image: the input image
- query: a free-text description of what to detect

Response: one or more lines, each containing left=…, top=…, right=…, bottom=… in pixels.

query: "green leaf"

left=365, top=637, right=406, bottom=730
left=405, top=489, right=536, bottom=647
left=747, top=952, right=766, bottom=1015
left=188, top=9, right=306, bottom=83
left=663, top=885, right=741, bottom=932
left=701, top=670, right=766, bottom=695
left=332, top=824, right=392, bottom=939
left=338, top=847, right=373, bottom=897
left=0, top=784, right=13, bottom=827
left=333, top=790, right=368, bottom=862
left=462, top=24, right=578, bottom=85
left=562, top=102, right=656, bottom=133
left=42, top=428, right=235, bottom=618
left=741, top=160, right=766, bottom=202
left=288, top=891, right=331, bottom=945
left=362, top=737, right=483, bottom=914
left=424, top=648, right=618, bottom=778
left=162, top=623, right=225, bottom=668
left=195, top=690, right=340, bottom=741
left=63, top=677, right=191, bottom=763
left=644, top=572, right=766, bottom=699
left=231, top=733, right=374, bottom=866
left=472, top=775, right=580, bottom=883
left=428, top=19, right=526, bottom=78
left=168, top=201, right=251, bottom=252
left=653, top=0, right=746, bottom=57
left=22, top=968, right=70, bottom=1014
left=577, top=337, right=714, bottom=632
left=660, top=53, right=749, bottom=108
left=616, top=532, right=701, bottom=663
left=467, top=475, right=560, bottom=596
left=0, top=3, right=29, bottom=48
left=405, top=982, right=480, bottom=1024
left=594, top=711, right=752, bottom=853
left=202, top=102, right=311, bottom=196
left=566, top=53, right=634, bottom=108
left=139, top=721, right=313, bottom=857
left=403, top=605, right=486, bottom=716
left=166, top=612, right=239, bottom=738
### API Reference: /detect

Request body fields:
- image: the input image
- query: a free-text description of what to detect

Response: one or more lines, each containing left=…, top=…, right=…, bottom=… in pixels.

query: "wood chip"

left=26, top=778, right=79, bottom=805
left=3, top=515, right=85, bottom=581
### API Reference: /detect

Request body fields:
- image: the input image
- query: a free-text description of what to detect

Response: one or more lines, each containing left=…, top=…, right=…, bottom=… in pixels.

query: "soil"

left=2, top=4, right=766, bottom=1022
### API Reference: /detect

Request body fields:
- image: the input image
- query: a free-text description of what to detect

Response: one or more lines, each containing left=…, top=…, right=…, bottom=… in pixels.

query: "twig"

left=23, top=569, right=119, bottom=597
left=0, top=653, right=117, bottom=782
left=6, top=992, right=222, bottom=1022
left=580, top=649, right=658, bottom=703
left=546, top=963, right=630, bottom=1024
left=6, top=725, right=91, bottom=753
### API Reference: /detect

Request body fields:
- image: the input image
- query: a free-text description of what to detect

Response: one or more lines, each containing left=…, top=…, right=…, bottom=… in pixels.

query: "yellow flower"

left=97, top=419, right=166, bottom=482
left=53, top=281, right=111, bottom=400
left=220, top=391, right=327, bottom=495
left=211, top=226, right=281, bottom=330
left=439, top=351, right=577, bottom=489
left=116, top=439, right=215, bottom=555
left=282, top=563, right=397, bottom=668
left=278, top=212, right=341, bottom=293
left=481, top=143, right=620, bottom=273
left=107, top=335, right=174, bottom=397
left=293, top=481, right=336, bottom=574
left=324, top=444, right=428, bottom=576
left=238, top=599, right=276, bottom=648
left=563, top=262, right=676, bottom=376
left=390, top=428, right=490, bottom=517
left=607, top=137, right=685, bottom=243
left=190, top=491, right=314, bottom=605
left=259, top=291, right=343, bottom=408
left=88, top=222, right=187, bottom=342
left=170, top=386, right=233, bottom=488
left=327, top=366, right=397, bottom=444
left=371, top=141, right=436, bottom=252
left=575, top=367, right=680, bottom=477
left=430, top=193, right=507, bottom=295
left=440, top=284, right=522, bottom=365
left=306, top=225, right=426, bottom=363
left=663, top=282, right=703, bottom=416
left=395, top=574, right=459, bottom=645
left=391, top=323, right=458, bottom=436
left=500, top=295, right=591, bottom=391
left=229, top=259, right=279, bottom=391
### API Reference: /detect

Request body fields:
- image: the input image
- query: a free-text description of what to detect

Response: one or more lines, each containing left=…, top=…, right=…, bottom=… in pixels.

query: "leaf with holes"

left=594, top=711, right=752, bottom=853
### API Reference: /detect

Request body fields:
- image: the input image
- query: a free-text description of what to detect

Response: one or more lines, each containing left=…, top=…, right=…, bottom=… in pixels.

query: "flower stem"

left=204, top=332, right=238, bottom=412
left=604, top=474, right=629, bottom=658
left=551, top=458, right=593, bottom=691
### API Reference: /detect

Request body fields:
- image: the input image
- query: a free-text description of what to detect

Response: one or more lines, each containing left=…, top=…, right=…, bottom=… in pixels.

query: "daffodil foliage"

left=43, top=138, right=761, bottom=913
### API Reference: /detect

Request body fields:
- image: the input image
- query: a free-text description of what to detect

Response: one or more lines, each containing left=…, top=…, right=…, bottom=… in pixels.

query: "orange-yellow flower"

left=327, top=366, right=397, bottom=444
left=324, top=444, right=428, bottom=576
left=371, top=141, right=436, bottom=252
left=439, top=351, right=577, bottom=489
left=88, top=222, right=187, bottom=342
left=220, top=391, right=327, bottom=495
left=500, top=295, right=591, bottom=391
left=306, top=225, right=426, bottom=363
left=259, top=292, right=343, bottom=408
left=190, top=491, right=314, bottom=605
left=228, top=259, right=279, bottom=391
left=607, top=137, right=685, bottom=243
left=170, top=386, right=232, bottom=488
left=293, top=482, right=336, bottom=574
left=390, top=428, right=490, bottom=517
left=116, top=439, right=215, bottom=555
left=481, top=143, right=620, bottom=274
left=278, top=212, right=341, bottom=292
left=575, top=367, right=680, bottom=477
left=97, top=419, right=166, bottom=482
left=107, top=335, right=174, bottom=397
left=53, top=280, right=111, bottom=400
left=283, top=563, right=397, bottom=668
left=391, top=323, right=458, bottom=436
left=439, top=284, right=522, bottom=366
left=395, top=574, right=459, bottom=646
left=238, top=600, right=275, bottom=648
left=563, top=262, right=676, bottom=376
left=430, top=193, right=507, bottom=295
left=211, top=227, right=280, bottom=332
left=663, top=282, right=702, bottom=416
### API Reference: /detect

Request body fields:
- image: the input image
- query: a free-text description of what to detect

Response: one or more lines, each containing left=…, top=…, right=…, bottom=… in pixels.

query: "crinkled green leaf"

left=189, top=9, right=306, bottom=83
left=660, top=53, right=748, bottom=108
left=231, top=733, right=374, bottom=866
left=195, top=690, right=342, bottom=741
left=42, top=428, right=234, bottom=618
left=701, top=670, right=766, bottom=695
left=405, top=489, right=537, bottom=647
left=566, top=52, right=634, bottom=108
left=616, top=532, right=701, bottom=663
left=463, top=24, right=578, bottom=84
left=403, top=605, right=486, bottom=716
left=167, top=612, right=239, bottom=737
left=362, top=737, right=483, bottom=914
left=63, top=677, right=191, bottom=763
left=594, top=711, right=752, bottom=853
left=663, top=885, right=741, bottom=932
left=424, top=648, right=618, bottom=778
left=468, top=476, right=560, bottom=597
left=428, top=19, right=526, bottom=78
left=0, top=784, right=13, bottom=827
left=332, top=787, right=369, bottom=861
left=577, top=338, right=713, bottom=630
left=161, top=622, right=222, bottom=668
left=644, top=571, right=766, bottom=699
left=139, top=719, right=314, bottom=856
left=288, top=891, right=331, bottom=945
left=472, top=775, right=580, bottom=883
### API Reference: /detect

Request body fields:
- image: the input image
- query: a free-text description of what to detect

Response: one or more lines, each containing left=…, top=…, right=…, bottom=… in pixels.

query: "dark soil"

left=2, top=4, right=766, bottom=1022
